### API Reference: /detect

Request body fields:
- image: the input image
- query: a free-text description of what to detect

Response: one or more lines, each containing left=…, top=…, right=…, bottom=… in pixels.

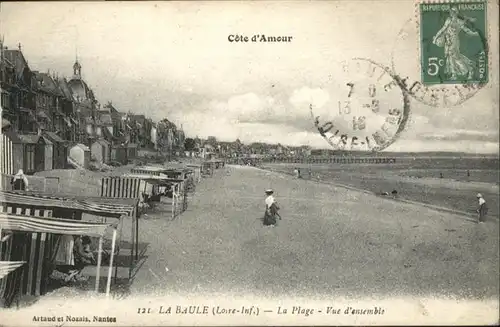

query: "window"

left=19, top=113, right=34, bottom=133
left=25, top=145, right=35, bottom=172
left=1, top=93, right=10, bottom=110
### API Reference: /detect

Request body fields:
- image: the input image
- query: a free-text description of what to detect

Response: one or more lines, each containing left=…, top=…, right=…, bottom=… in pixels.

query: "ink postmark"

left=420, top=1, right=488, bottom=85
left=310, top=58, right=410, bottom=152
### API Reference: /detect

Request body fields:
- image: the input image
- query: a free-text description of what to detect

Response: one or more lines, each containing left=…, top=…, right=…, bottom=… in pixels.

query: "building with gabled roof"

left=3, top=45, right=37, bottom=133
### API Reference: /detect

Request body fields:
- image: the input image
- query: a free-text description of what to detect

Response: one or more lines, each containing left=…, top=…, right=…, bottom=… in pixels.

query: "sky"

left=1, top=1, right=498, bottom=153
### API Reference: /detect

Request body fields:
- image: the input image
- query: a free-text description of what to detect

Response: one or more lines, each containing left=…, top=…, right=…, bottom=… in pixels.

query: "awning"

left=123, top=173, right=182, bottom=185
left=0, top=190, right=137, bottom=218
left=0, top=213, right=111, bottom=237
left=0, top=261, right=26, bottom=280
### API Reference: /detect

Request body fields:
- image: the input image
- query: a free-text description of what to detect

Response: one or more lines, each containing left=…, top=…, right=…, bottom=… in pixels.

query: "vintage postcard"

left=0, top=0, right=498, bottom=326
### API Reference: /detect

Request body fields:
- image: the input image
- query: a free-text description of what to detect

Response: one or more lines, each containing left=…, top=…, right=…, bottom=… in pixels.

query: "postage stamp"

left=419, top=1, right=488, bottom=84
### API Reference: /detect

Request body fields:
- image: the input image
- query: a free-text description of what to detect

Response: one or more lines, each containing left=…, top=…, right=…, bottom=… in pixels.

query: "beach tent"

left=0, top=190, right=137, bottom=307
left=99, top=177, right=142, bottom=278
left=123, top=174, right=188, bottom=220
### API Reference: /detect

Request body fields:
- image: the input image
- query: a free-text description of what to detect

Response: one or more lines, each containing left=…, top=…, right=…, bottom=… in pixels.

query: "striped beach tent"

left=0, top=261, right=25, bottom=280
left=0, top=191, right=136, bottom=307
left=99, top=176, right=142, bottom=278
left=124, top=174, right=187, bottom=220
left=0, top=212, right=117, bottom=305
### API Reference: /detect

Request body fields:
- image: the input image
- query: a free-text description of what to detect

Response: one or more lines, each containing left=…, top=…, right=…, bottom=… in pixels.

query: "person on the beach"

left=476, top=193, right=488, bottom=223
left=66, top=236, right=95, bottom=282
left=11, top=169, right=29, bottom=191
left=264, top=189, right=281, bottom=227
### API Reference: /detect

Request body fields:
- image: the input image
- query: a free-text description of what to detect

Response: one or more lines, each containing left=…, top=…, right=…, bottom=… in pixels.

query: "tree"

left=184, top=137, right=196, bottom=151
left=207, top=136, right=218, bottom=147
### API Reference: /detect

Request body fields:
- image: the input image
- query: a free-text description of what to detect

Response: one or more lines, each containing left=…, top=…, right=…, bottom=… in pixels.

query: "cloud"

left=289, top=87, right=330, bottom=110
left=419, top=129, right=499, bottom=142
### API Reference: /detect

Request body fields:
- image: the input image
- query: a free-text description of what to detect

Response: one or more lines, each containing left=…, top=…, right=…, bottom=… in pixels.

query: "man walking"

left=476, top=193, right=488, bottom=223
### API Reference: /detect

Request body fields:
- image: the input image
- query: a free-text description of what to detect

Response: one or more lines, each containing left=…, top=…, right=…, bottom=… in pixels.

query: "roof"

left=68, top=78, right=93, bottom=102
left=33, top=72, right=62, bottom=96
left=71, top=143, right=90, bottom=151
left=44, top=131, right=66, bottom=144
left=0, top=190, right=137, bottom=218
left=3, top=49, right=29, bottom=79
left=55, top=77, right=74, bottom=100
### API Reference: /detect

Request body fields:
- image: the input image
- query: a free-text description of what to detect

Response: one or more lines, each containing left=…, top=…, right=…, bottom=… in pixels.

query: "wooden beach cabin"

left=201, top=161, right=215, bottom=177
left=186, top=164, right=202, bottom=184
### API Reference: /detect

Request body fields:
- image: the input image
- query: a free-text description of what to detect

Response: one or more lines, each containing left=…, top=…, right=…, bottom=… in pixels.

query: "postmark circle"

left=391, top=6, right=489, bottom=108
left=310, top=58, right=411, bottom=152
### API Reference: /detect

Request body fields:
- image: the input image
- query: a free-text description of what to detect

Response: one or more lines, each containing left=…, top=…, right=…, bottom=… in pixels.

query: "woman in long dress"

left=264, top=189, right=280, bottom=226
left=432, top=7, right=480, bottom=80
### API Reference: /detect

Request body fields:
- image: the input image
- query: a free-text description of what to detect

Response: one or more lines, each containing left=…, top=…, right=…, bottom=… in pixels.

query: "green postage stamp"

left=419, top=1, right=488, bottom=84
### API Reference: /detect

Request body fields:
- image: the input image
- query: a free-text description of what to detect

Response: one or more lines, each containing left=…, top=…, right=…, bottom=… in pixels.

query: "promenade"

left=129, top=165, right=499, bottom=300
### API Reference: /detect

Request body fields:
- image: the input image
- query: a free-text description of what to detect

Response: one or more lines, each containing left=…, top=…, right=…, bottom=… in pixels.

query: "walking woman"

left=476, top=193, right=488, bottom=223
left=264, top=189, right=281, bottom=227
left=10, top=169, right=29, bottom=191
